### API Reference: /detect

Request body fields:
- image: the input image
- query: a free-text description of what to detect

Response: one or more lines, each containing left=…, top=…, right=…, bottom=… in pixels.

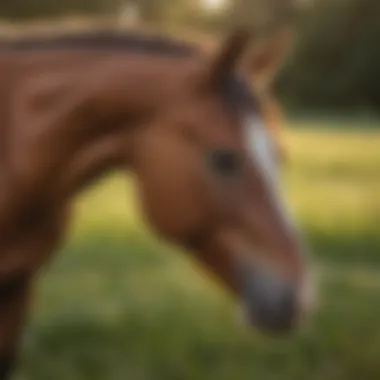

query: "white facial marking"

left=243, top=115, right=315, bottom=315
left=244, top=115, right=294, bottom=228
left=245, top=115, right=279, bottom=184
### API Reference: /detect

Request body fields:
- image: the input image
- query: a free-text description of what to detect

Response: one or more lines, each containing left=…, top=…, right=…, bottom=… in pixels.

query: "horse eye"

left=209, top=150, right=241, bottom=177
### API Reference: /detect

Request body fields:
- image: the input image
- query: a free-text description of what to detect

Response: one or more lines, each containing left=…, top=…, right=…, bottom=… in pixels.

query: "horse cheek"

left=134, top=131, right=206, bottom=239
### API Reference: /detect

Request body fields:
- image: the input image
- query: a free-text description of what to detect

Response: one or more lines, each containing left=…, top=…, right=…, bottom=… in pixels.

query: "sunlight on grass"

left=283, top=127, right=380, bottom=235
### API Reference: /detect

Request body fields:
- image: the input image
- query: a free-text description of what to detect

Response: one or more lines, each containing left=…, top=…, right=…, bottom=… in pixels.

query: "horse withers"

left=0, top=28, right=315, bottom=378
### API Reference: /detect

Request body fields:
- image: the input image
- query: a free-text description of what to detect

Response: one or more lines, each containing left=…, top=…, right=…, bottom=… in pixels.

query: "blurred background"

left=3, top=1, right=380, bottom=379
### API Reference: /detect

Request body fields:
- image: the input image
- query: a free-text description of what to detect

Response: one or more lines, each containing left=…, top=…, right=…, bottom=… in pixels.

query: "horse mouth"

left=235, top=256, right=315, bottom=336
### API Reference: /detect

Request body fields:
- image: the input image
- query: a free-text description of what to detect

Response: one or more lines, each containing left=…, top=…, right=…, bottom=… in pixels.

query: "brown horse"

left=0, top=28, right=315, bottom=379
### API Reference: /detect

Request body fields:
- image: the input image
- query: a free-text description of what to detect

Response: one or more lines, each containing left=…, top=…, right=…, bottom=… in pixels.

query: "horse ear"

left=245, top=29, right=294, bottom=85
left=204, top=29, right=252, bottom=88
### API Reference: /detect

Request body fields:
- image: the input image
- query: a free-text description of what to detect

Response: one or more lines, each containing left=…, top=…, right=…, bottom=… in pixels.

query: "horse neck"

left=10, top=51, right=193, bottom=207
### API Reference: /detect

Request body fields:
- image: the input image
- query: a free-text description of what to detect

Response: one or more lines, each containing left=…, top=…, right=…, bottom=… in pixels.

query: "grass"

left=13, top=123, right=380, bottom=380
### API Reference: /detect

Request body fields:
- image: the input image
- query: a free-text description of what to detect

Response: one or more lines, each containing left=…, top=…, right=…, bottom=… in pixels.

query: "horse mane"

left=0, top=29, right=200, bottom=58
left=0, top=28, right=285, bottom=146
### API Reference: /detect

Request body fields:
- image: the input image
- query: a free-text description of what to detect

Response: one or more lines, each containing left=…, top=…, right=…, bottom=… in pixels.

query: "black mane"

left=0, top=29, right=198, bottom=58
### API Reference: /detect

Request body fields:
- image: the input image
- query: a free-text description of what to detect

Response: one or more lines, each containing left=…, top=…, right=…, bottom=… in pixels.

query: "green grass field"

left=15, top=124, right=380, bottom=380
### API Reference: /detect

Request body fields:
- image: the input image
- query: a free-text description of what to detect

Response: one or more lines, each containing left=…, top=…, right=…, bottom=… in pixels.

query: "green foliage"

left=275, top=0, right=380, bottom=113
left=13, top=123, right=380, bottom=380
left=0, top=0, right=119, bottom=19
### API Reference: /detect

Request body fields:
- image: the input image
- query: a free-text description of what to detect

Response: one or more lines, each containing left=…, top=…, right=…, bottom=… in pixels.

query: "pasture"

left=15, top=122, right=380, bottom=380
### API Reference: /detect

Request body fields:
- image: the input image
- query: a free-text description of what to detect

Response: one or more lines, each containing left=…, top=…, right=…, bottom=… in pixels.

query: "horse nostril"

left=239, top=265, right=299, bottom=334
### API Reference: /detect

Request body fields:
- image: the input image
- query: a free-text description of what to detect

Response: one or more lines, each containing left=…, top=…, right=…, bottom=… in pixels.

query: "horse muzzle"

left=238, top=262, right=315, bottom=335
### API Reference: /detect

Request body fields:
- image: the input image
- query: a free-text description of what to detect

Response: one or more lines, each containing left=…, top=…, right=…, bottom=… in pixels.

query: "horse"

left=0, top=28, right=315, bottom=379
